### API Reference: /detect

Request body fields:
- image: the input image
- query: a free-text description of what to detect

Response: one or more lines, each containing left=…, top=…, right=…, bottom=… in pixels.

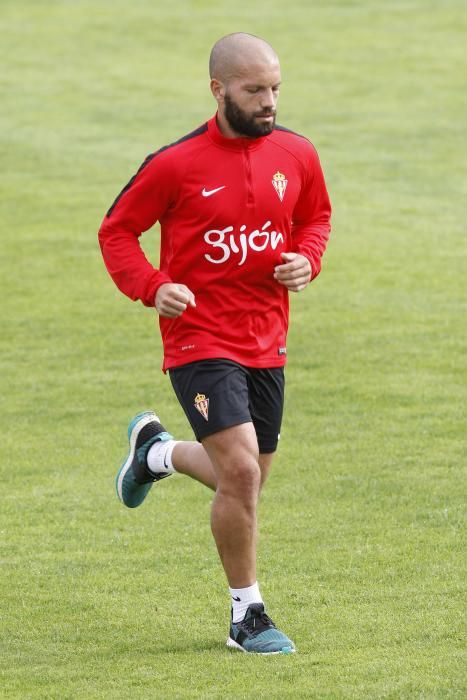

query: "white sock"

left=229, top=581, right=263, bottom=623
left=146, top=440, right=178, bottom=475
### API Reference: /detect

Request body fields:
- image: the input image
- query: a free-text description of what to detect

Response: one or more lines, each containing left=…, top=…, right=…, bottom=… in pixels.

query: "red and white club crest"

left=272, top=171, right=288, bottom=201
left=194, top=392, right=209, bottom=421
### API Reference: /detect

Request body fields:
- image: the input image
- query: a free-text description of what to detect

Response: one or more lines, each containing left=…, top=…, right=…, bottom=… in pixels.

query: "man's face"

left=221, top=63, right=281, bottom=138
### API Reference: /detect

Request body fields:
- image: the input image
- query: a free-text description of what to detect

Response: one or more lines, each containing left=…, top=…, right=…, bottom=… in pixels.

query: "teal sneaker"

left=116, top=411, right=173, bottom=508
left=227, top=603, right=296, bottom=655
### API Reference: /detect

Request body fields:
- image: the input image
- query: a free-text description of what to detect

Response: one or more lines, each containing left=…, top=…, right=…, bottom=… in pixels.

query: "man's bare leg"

left=202, top=422, right=261, bottom=587
left=150, top=422, right=274, bottom=586
left=172, top=441, right=217, bottom=490
left=159, top=422, right=263, bottom=586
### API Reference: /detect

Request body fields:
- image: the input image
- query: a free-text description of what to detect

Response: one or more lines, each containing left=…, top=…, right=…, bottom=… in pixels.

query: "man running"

left=98, top=32, right=331, bottom=655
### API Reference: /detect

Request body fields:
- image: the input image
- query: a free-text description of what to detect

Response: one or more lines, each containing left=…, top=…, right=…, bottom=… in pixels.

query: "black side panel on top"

left=274, top=123, right=306, bottom=138
left=106, top=123, right=208, bottom=217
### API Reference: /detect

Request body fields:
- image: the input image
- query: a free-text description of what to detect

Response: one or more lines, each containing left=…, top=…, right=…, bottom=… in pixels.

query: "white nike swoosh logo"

left=202, top=186, right=226, bottom=197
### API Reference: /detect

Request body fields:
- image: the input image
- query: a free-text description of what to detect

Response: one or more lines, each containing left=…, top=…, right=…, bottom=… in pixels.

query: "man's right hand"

left=155, top=283, right=196, bottom=318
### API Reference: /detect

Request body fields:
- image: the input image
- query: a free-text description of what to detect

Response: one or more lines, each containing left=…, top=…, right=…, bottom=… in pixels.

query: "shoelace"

left=240, top=607, right=276, bottom=637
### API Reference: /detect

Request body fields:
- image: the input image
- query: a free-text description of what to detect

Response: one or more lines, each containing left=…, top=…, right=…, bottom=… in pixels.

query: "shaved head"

left=209, top=33, right=279, bottom=83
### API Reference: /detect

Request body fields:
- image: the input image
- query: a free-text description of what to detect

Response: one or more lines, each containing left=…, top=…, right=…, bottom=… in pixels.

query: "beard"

left=224, top=93, right=276, bottom=137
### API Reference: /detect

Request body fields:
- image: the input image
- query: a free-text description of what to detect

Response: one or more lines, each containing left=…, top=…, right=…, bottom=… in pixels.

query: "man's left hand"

left=274, top=252, right=312, bottom=292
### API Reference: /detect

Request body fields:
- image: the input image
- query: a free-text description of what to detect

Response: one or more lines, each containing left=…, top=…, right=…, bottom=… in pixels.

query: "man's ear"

left=210, top=78, right=225, bottom=103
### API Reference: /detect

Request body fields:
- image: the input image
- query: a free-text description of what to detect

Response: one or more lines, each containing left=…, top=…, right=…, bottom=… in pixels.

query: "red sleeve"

left=98, top=152, right=176, bottom=307
left=291, top=145, right=331, bottom=280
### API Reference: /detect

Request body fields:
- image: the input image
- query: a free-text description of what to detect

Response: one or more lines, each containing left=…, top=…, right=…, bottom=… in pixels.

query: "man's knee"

left=202, top=423, right=261, bottom=497
left=222, top=451, right=261, bottom=495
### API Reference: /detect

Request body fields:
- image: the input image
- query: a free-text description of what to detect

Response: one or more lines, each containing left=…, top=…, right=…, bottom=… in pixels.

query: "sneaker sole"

left=115, top=411, right=160, bottom=504
left=226, top=637, right=295, bottom=655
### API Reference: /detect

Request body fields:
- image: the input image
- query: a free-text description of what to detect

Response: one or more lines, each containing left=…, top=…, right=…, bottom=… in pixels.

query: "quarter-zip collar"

left=207, top=114, right=268, bottom=151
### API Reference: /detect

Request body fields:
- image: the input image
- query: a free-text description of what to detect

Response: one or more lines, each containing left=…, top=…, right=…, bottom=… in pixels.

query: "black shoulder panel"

left=106, top=123, right=208, bottom=217
left=156, top=122, right=208, bottom=156
left=274, top=124, right=306, bottom=138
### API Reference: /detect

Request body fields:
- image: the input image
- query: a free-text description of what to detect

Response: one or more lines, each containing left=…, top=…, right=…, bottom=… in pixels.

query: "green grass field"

left=1, top=1, right=466, bottom=697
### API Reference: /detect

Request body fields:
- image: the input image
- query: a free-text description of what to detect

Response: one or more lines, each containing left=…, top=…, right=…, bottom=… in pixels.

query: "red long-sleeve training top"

left=98, top=115, right=331, bottom=371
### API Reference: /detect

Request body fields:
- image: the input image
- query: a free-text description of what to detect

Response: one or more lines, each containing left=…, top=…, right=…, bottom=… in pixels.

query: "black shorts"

left=169, top=359, right=285, bottom=453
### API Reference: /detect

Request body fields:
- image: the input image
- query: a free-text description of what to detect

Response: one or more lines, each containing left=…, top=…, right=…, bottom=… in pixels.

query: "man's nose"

left=260, top=88, right=276, bottom=109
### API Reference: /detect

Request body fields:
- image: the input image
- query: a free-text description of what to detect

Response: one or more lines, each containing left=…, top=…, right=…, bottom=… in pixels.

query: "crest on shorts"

left=194, top=392, right=209, bottom=421
left=272, top=171, right=288, bottom=202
